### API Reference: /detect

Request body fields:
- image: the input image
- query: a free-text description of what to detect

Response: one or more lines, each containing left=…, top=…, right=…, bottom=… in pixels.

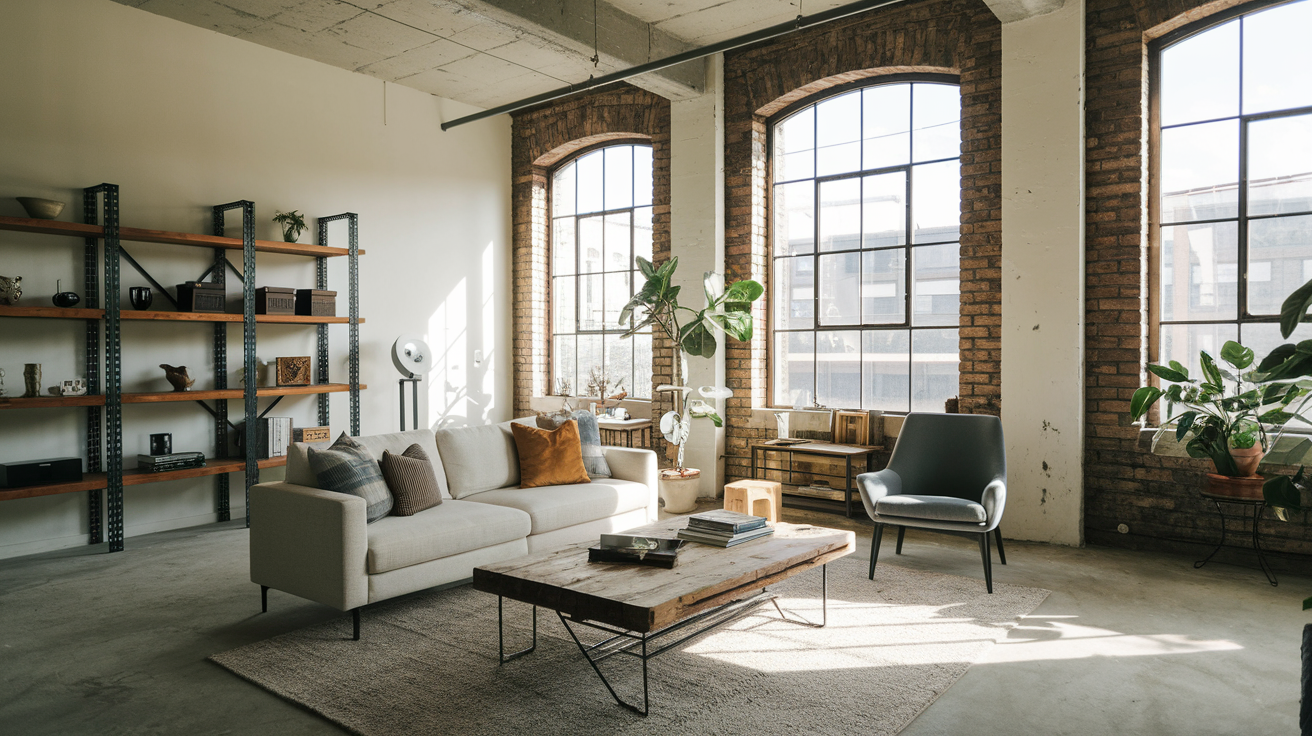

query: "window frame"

left=547, top=138, right=655, bottom=400
left=765, top=72, right=963, bottom=412
left=1147, top=0, right=1312, bottom=381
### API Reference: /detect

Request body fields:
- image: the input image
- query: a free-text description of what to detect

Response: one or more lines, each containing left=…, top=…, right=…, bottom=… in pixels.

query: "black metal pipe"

left=440, top=0, right=909, bottom=130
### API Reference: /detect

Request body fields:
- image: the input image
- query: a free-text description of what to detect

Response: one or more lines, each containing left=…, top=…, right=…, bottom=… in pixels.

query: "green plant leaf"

left=1220, top=340, right=1255, bottom=369
left=637, top=256, right=656, bottom=279
left=1279, top=277, right=1312, bottom=339
left=1147, top=363, right=1189, bottom=383
left=1259, top=408, right=1295, bottom=425
left=1263, top=474, right=1302, bottom=512
left=1258, top=343, right=1298, bottom=372
left=656, top=256, right=678, bottom=280
left=1167, top=360, right=1189, bottom=379
left=1175, top=411, right=1196, bottom=441
left=708, top=310, right=753, bottom=342
left=703, top=271, right=724, bottom=308
left=724, top=279, right=765, bottom=304
left=1303, top=596, right=1312, bottom=611
left=1130, top=386, right=1162, bottom=419
left=679, top=318, right=717, bottom=358
left=1199, top=351, right=1223, bottom=388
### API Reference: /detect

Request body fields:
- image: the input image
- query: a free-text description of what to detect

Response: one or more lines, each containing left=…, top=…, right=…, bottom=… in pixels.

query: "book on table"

left=676, top=524, right=775, bottom=548
left=686, top=509, right=769, bottom=534
left=588, top=534, right=685, bottom=568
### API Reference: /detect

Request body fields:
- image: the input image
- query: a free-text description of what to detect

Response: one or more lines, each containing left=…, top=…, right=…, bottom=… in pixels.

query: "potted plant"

left=272, top=210, right=308, bottom=243
left=619, top=256, right=763, bottom=513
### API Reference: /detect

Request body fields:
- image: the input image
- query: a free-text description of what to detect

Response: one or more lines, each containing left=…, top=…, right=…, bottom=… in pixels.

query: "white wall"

left=999, top=0, right=1086, bottom=545
left=0, top=0, right=511, bottom=559
left=669, top=55, right=727, bottom=498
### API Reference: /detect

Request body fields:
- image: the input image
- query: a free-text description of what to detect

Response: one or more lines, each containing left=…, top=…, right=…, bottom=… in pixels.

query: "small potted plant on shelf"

left=272, top=210, right=308, bottom=243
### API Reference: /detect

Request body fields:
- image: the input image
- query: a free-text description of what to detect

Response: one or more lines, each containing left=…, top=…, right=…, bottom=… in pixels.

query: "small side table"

left=723, top=479, right=783, bottom=523
left=597, top=418, right=652, bottom=449
left=1193, top=493, right=1278, bottom=586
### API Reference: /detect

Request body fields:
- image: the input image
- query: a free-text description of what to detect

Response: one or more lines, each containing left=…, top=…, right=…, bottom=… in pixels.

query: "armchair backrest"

left=887, top=413, right=1006, bottom=503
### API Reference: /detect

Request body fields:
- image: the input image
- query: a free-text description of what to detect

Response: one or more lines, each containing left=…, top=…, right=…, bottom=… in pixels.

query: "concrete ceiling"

left=113, top=0, right=1064, bottom=112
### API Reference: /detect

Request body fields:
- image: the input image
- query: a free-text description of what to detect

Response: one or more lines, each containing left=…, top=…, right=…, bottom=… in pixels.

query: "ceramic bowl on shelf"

left=16, top=197, right=65, bottom=220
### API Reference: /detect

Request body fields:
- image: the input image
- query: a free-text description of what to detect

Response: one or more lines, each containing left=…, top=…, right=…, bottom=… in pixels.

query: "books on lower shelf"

left=136, top=452, right=206, bottom=473
left=243, top=417, right=293, bottom=459
left=588, top=533, right=685, bottom=568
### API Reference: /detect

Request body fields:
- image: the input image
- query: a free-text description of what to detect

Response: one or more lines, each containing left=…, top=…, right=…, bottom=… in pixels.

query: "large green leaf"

left=656, top=256, right=678, bottom=280
left=1199, top=351, right=1223, bottom=389
left=1130, top=386, right=1162, bottom=419
left=1167, top=360, right=1190, bottom=380
left=1263, top=474, right=1302, bottom=512
left=724, top=279, right=765, bottom=304
left=1147, top=363, right=1189, bottom=384
left=679, top=318, right=717, bottom=358
left=636, top=256, right=657, bottom=280
left=1175, top=411, right=1197, bottom=441
left=1258, top=343, right=1298, bottom=372
left=703, top=271, right=724, bottom=309
left=1279, top=277, right=1312, bottom=339
left=708, top=310, right=753, bottom=342
left=1220, top=340, right=1254, bottom=369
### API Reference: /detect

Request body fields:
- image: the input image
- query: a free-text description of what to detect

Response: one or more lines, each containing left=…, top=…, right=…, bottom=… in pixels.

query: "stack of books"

left=137, top=451, right=205, bottom=473
left=676, top=509, right=774, bottom=547
left=588, top=533, right=685, bottom=568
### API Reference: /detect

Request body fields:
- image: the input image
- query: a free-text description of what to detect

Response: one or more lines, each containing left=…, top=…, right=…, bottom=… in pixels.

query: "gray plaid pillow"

left=307, top=433, right=393, bottom=522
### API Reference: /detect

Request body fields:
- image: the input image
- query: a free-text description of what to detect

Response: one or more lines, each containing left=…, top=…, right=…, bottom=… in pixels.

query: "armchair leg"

left=352, top=608, right=361, bottom=641
left=260, top=585, right=268, bottom=613
left=895, top=526, right=906, bottom=555
left=994, top=528, right=1007, bottom=565
left=869, top=524, right=885, bottom=580
left=978, top=533, right=994, bottom=594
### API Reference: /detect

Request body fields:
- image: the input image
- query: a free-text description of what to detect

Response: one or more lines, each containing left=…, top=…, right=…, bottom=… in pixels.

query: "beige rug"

left=212, top=557, right=1048, bottom=736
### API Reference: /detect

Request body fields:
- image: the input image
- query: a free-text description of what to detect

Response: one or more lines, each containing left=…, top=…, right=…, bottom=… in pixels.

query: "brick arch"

left=719, top=0, right=1002, bottom=487
left=510, top=84, right=671, bottom=418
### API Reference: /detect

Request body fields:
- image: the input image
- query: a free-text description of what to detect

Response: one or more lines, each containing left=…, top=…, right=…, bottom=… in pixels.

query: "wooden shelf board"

left=0, top=305, right=105, bottom=320
left=119, top=310, right=361, bottom=324
left=123, top=455, right=287, bottom=486
left=0, top=395, right=105, bottom=410
left=0, top=216, right=365, bottom=257
left=121, top=383, right=365, bottom=404
left=0, top=473, right=108, bottom=500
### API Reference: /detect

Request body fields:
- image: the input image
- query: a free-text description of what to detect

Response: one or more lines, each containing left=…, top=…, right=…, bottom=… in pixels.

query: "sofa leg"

left=353, top=608, right=361, bottom=641
left=869, top=524, right=884, bottom=580
left=260, top=585, right=269, bottom=613
left=895, top=526, right=906, bottom=555
left=994, top=528, right=1007, bottom=565
left=978, top=533, right=994, bottom=594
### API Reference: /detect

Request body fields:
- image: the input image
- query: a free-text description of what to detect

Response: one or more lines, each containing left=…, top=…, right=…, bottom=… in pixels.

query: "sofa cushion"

left=380, top=444, right=443, bottom=516
left=511, top=421, right=591, bottom=489
left=289, top=428, right=450, bottom=499
left=875, top=495, right=988, bottom=524
left=366, top=500, right=531, bottom=574
left=434, top=423, right=521, bottom=498
left=307, top=434, right=393, bottom=523
left=463, top=479, right=649, bottom=535
left=538, top=411, right=611, bottom=479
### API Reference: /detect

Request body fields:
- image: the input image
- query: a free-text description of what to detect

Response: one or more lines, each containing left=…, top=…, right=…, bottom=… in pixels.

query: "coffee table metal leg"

left=498, top=596, right=537, bottom=664
left=558, top=612, right=650, bottom=716
left=770, top=563, right=828, bottom=628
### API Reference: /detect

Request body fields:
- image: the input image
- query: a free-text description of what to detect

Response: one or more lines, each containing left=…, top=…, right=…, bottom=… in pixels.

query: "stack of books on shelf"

left=588, top=533, right=685, bottom=568
left=136, top=451, right=205, bottom=473
left=676, top=509, right=774, bottom=547
left=254, top=417, right=293, bottom=459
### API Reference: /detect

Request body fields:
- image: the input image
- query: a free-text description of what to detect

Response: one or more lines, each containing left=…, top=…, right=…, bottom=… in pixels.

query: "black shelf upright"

left=318, top=213, right=361, bottom=436
left=81, top=185, right=112, bottom=545
left=213, top=201, right=259, bottom=525
left=83, top=183, right=124, bottom=552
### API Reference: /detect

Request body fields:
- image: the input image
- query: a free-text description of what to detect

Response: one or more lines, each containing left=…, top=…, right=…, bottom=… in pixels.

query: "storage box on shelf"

left=0, top=188, right=364, bottom=552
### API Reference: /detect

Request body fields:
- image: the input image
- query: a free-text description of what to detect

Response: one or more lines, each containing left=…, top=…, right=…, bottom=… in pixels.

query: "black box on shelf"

left=256, top=287, right=296, bottom=315
left=176, top=281, right=226, bottom=313
left=0, top=457, right=83, bottom=489
left=295, top=289, right=336, bottom=317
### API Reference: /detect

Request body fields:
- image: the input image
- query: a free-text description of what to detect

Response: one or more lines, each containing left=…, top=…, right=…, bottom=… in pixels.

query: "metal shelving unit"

left=0, top=186, right=364, bottom=551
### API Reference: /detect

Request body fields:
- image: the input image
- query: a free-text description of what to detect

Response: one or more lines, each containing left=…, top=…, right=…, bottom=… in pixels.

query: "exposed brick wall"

left=510, top=84, right=671, bottom=420
left=1085, top=0, right=1312, bottom=559
left=721, top=0, right=1003, bottom=485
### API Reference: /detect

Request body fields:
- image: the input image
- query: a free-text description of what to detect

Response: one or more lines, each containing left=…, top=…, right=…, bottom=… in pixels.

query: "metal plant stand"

left=1194, top=495, right=1278, bottom=586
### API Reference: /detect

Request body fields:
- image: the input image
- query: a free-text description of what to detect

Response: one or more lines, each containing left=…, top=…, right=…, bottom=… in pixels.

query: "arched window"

left=770, top=79, right=961, bottom=412
left=551, top=143, right=654, bottom=400
left=1155, top=0, right=1312, bottom=375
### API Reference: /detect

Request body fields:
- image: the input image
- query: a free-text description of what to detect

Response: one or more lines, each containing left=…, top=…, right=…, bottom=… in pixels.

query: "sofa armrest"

left=249, top=481, right=368, bottom=612
left=855, top=469, right=903, bottom=520
left=603, top=447, right=659, bottom=521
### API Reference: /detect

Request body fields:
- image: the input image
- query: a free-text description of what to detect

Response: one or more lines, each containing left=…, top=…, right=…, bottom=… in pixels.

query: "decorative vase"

left=129, top=287, right=153, bottom=310
left=15, top=197, right=65, bottom=220
left=22, top=363, right=41, bottom=398
left=52, top=279, right=80, bottom=308
left=659, top=468, right=702, bottom=513
left=282, top=226, right=299, bottom=243
left=1202, top=473, right=1265, bottom=500
left=1230, top=445, right=1264, bottom=477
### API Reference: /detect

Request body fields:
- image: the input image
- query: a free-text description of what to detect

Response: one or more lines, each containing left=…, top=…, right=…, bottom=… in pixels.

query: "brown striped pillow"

left=380, top=444, right=443, bottom=516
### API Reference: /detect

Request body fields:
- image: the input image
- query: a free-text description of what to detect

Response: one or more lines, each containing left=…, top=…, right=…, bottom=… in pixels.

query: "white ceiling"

left=112, top=0, right=1064, bottom=112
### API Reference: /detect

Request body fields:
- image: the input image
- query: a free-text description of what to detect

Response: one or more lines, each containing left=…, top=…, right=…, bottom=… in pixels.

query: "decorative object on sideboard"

left=255, top=286, right=296, bottom=315
left=0, top=274, right=21, bottom=305
left=21, top=363, right=40, bottom=398
left=275, top=356, right=311, bottom=387
left=293, top=426, right=332, bottom=443
left=175, top=281, right=225, bottom=313
left=391, top=335, right=433, bottom=431
left=15, top=197, right=65, bottom=220
left=52, top=280, right=80, bottom=308
left=159, top=364, right=195, bottom=392
left=149, top=432, right=172, bottom=456
left=295, top=289, right=336, bottom=316
left=272, top=210, right=308, bottom=243
left=129, top=286, right=153, bottom=311
left=58, top=379, right=86, bottom=396
left=774, top=411, right=790, bottom=440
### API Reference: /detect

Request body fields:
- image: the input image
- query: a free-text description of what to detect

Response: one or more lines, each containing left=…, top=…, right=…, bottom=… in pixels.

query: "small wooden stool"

left=723, top=479, right=783, bottom=523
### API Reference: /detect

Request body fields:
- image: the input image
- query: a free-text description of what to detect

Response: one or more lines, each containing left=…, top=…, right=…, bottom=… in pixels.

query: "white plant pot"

left=659, top=468, right=702, bottom=513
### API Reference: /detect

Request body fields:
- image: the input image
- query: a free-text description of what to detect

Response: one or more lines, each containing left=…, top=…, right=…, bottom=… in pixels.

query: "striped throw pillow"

left=380, top=444, right=443, bottom=516
left=307, top=433, right=393, bottom=523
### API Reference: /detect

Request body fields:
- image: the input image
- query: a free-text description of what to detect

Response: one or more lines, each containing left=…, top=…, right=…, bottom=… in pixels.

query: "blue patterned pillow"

left=307, top=433, right=393, bottom=522
left=537, top=410, right=611, bottom=479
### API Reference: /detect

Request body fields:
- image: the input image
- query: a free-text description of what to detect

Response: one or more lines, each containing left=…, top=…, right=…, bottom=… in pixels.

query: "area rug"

left=212, top=557, right=1048, bottom=736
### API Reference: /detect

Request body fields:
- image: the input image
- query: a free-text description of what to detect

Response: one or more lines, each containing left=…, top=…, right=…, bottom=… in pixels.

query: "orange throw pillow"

left=511, top=420, right=592, bottom=489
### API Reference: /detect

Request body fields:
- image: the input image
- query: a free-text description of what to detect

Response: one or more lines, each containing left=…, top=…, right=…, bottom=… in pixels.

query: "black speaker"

left=0, top=458, right=83, bottom=488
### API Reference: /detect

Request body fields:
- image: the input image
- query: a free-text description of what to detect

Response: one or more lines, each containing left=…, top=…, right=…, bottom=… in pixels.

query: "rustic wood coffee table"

left=473, top=517, right=855, bottom=715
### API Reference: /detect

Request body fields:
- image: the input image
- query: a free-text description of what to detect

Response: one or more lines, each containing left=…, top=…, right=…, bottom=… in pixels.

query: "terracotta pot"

left=1229, top=445, right=1264, bottom=477
left=1202, top=473, right=1265, bottom=501
left=659, top=468, right=701, bottom=513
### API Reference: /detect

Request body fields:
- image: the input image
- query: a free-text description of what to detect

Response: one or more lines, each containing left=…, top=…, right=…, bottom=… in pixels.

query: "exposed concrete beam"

left=983, top=0, right=1067, bottom=23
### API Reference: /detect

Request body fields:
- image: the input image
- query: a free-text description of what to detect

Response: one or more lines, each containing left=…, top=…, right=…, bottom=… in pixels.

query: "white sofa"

left=249, top=420, right=658, bottom=635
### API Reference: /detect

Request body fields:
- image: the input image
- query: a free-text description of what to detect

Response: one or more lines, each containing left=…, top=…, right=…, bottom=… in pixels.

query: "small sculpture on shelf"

left=159, top=364, right=195, bottom=392
left=59, top=379, right=87, bottom=396
left=0, top=275, right=21, bottom=306
left=272, top=210, right=308, bottom=243
left=52, top=280, right=80, bottom=308
left=22, top=364, right=41, bottom=398
left=275, top=356, right=311, bottom=386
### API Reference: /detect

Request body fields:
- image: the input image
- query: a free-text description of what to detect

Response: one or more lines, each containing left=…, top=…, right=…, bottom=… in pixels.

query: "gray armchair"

left=856, top=413, right=1007, bottom=593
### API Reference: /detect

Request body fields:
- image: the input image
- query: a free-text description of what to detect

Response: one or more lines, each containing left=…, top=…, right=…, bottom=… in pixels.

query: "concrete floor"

left=1, top=503, right=1307, bottom=735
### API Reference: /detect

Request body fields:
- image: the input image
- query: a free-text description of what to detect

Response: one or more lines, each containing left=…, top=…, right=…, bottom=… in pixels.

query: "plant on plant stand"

left=272, top=210, right=308, bottom=243
left=619, top=256, right=763, bottom=512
